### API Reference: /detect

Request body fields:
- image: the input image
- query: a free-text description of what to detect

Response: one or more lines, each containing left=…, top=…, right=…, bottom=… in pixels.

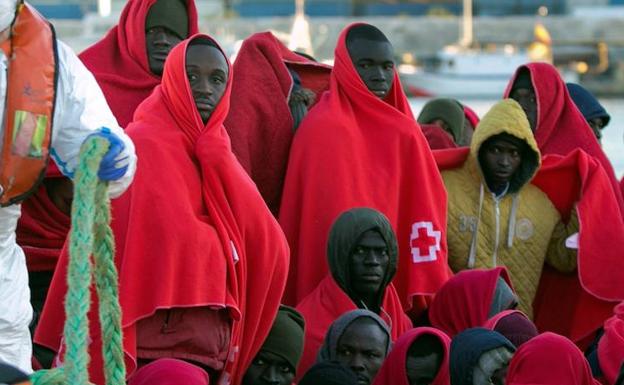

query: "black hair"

left=407, top=334, right=444, bottom=359
left=188, top=36, right=219, bottom=49
left=346, top=24, right=390, bottom=47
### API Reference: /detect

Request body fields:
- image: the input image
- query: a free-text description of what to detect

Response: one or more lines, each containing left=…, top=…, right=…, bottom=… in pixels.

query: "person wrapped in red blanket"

left=35, top=34, right=289, bottom=385
left=296, top=208, right=412, bottom=378
left=224, top=32, right=331, bottom=215
left=279, top=23, right=450, bottom=312
left=79, top=0, right=199, bottom=127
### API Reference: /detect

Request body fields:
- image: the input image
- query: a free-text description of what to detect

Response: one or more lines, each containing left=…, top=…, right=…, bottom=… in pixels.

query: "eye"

left=211, top=76, right=224, bottom=84
left=187, top=73, right=198, bottom=82
left=338, top=348, right=352, bottom=357
left=359, top=63, right=371, bottom=69
left=355, top=246, right=365, bottom=254
left=384, top=63, right=394, bottom=70
left=511, top=150, right=519, bottom=157
left=380, top=249, right=388, bottom=256
left=279, top=365, right=293, bottom=374
left=253, top=358, right=266, bottom=367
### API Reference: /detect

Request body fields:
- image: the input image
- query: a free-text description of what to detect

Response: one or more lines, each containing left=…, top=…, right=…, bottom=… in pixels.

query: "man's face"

left=510, top=87, right=537, bottom=132
left=347, top=39, right=395, bottom=99
left=588, top=117, right=606, bottom=143
left=349, top=230, right=390, bottom=299
left=480, top=137, right=523, bottom=188
left=186, top=44, right=229, bottom=124
left=146, top=26, right=183, bottom=75
left=406, top=353, right=441, bottom=385
left=242, top=351, right=295, bottom=385
left=336, top=319, right=388, bottom=385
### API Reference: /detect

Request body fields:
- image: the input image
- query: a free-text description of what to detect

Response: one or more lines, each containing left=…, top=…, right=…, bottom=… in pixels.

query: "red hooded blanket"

left=79, top=0, right=199, bottom=127
left=16, top=162, right=70, bottom=272
left=434, top=147, right=624, bottom=343
left=35, top=35, right=289, bottom=385
left=296, top=276, right=411, bottom=377
left=278, top=23, right=450, bottom=309
left=224, top=32, right=331, bottom=215
left=371, top=327, right=451, bottom=385
left=506, top=333, right=601, bottom=385
left=598, top=302, right=624, bottom=385
left=504, top=63, right=624, bottom=217
left=429, top=267, right=513, bottom=337
left=421, top=124, right=458, bottom=150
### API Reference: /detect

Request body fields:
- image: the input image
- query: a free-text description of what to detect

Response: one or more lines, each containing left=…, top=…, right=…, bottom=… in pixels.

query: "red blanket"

left=79, top=0, right=199, bottom=127
left=434, top=147, right=624, bottom=343
left=504, top=63, right=624, bottom=217
left=372, top=327, right=450, bottom=385
left=225, top=32, right=331, bottom=215
left=278, top=23, right=451, bottom=309
left=429, top=267, right=513, bottom=337
left=16, top=162, right=70, bottom=272
left=295, top=276, right=412, bottom=378
left=421, top=124, right=458, bottom=150
left=599, top=302, right=624, bottom=385
left=35, top=35, right=289, bottom=385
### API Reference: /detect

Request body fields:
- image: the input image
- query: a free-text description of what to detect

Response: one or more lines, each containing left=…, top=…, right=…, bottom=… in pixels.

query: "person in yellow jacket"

left=442, top=99, right=577, bottom=318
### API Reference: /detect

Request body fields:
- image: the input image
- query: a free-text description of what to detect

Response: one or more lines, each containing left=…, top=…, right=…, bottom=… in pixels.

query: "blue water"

left=409, top=98, right=624, bottom=179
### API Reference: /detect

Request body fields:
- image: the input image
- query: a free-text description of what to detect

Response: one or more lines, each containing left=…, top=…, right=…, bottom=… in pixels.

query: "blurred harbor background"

left=26, top=0, right=624, bottom=175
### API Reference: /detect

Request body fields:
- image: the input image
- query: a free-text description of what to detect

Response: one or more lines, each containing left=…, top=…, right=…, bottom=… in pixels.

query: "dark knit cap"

left=0, top=362, right=30, bottom=385
left=567, top=83, right=610, bottom=126
left=417, top=98, right=466, bottom=143
left=299, top=361, right=359, bottom=385
left=145, top=0, right=188, bottom=39
left=493, top=312, right=538, bottom=348
left=450, top=328, right=516, bottom=385
left=260, top=305, right=306, bottom=371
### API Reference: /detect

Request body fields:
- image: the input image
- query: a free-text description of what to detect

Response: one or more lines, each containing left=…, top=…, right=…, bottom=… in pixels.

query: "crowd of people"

left=0, top=0, right=623, bottom=384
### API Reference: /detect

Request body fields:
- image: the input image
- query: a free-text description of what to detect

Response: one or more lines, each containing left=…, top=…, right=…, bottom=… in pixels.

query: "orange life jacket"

left=0, top=1, right=57, bottom=206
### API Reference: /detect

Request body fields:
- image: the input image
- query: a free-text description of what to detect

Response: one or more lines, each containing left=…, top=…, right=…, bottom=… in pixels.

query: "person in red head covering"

left=128, top=358, right=210, bottom=385
left=429, top=267, right=518, bottom=338
left=484, top=310, right=539, bottom=348
left=224, top=32, right=331, bottom=215
left=79, top=0, right=199, bottom=127
left=35, top=34, right=289, bottom=385
left=506, top=332, right=601, bottom=385
left=504, top=63, right=624, bottom=216
left=278, top=23, right=451, bottom=313
left=372, top=327, right=451, bottom=385
left=591, top=302, right=624, bottom=385
left=296, top=208, right=412, bottom=377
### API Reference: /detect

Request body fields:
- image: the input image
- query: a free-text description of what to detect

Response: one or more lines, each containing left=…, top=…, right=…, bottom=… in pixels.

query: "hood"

left=327, top=208, right=398, bottom=306
left=470, top=99, right=541, bottom=194
left=417, top=98, right=466, bottom=143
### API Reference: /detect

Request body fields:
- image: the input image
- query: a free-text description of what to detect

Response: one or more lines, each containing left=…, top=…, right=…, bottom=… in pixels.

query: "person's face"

left=510, top=87, right=537, bottom=132
left=242, top=351, right=295, bottom=385
left=348, top=39, right=395, bottom=99
left=480, top=138, right=523, bottom=188
left=588, top=117, right=606, bottom=143
left=185, top=44, right=229, bottom=124
left=349, top=230, right=390, bottom=299
left=146, top=26, right=183, bottom=75
left=472, top=348, right=513, bottom=385
left=336, top=320, right=388, bottom=385
left=406, top=353, right=441, bottom=385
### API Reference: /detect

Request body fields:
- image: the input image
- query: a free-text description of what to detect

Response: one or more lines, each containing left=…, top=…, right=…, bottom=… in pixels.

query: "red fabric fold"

left=504, top=63, right=624, bottom=218
left=36, top=35, right=289, bottom=385
left=433, top=148, right=624, bottom=343
left=598, top=302, right=624, bottom=385
left=224, top=32, right=331, bottom=215
left=278, top=22, right=451, bottom=309
left=295, top=276, right=412, bottom=378
left=79, top=0, right=199, bottom=127
left=128, top=359, right=210, bottom=385
left=371, top=327, right=451, bottom=385
left=421, top=124, right=457, bottom=150
left=429, top=267, right=512, bottom=338
left=506, top=332, right=601, bottom=385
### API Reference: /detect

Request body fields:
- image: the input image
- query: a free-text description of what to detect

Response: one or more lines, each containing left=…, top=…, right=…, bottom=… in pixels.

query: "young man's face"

left=185, top=44, right=229, bottom=124
left=349, top=230, right=390, bottom=300
left=347, top=39, right=395, bottom=99
left=509, top=73, right=538, bottom=132
left=480, top=137, right=523, bottom=188
left=588, top=117, right=606, bottom=143
left=406, top=353, right=441, bottom=385
left=242, top=351, right=295, bottom=385
left=336, top=319, right=388, bottom=385
left=145, top=26, right=183, bottom=76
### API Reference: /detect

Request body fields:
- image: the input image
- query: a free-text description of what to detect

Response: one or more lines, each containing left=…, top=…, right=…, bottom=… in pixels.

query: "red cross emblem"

left=410, top=221, right=441, bottom=263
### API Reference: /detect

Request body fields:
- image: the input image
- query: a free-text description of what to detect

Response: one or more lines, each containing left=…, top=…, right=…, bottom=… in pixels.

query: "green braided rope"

left=32, top=136, right=126, bottom=385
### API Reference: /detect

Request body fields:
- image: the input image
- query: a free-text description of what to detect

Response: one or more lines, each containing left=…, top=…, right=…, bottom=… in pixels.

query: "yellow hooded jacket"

left=442, top=99, right=577, bottom=318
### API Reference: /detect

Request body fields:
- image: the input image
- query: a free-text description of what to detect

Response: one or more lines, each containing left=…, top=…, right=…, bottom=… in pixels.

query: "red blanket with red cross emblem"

left=278, top=22, right=452, bottom=310
left=434, top=147, right=624, bottom=344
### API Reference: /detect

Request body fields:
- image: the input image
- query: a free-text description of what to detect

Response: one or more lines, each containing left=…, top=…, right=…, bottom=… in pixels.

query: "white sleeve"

left=50, top=40, right=137, bottom=198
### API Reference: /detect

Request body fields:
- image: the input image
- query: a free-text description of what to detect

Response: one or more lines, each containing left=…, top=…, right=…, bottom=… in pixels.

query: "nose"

left=363, top=250, right=382, bottom=266
left=371, top=66, right=387, bottom=81
left=497, top=154, right=512, bottom=167
left=153, top=31, right=172, bottom=47
left=261, top=366, right=280, bottom=385
left=348, top=353, right=366, bottom=373
left=195, top=77, right=214, bottom=96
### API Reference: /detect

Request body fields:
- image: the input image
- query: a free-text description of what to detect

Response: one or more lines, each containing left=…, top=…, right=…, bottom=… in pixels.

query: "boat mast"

left=459, top=0, right=473, bottom=48
left=289, top=0, right=314, bottom=55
